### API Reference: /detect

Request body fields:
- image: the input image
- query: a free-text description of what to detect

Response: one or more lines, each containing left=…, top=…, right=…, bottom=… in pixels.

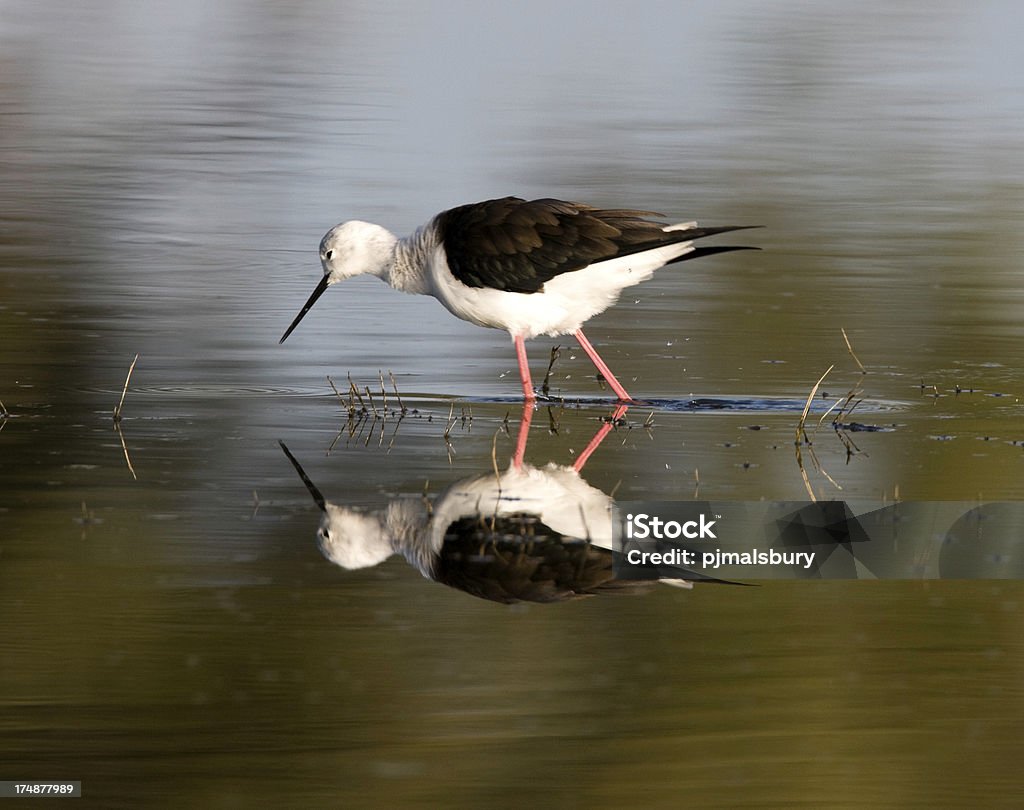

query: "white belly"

left=427, top=242, right=695, bottom=339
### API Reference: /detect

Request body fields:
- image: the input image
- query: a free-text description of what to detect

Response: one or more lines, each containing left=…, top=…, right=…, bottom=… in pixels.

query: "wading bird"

left=281, top=196, right=757, bottom=401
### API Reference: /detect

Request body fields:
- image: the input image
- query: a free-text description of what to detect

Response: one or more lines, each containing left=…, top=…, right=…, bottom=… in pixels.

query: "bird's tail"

left=664, top=223, right=762, bottom=265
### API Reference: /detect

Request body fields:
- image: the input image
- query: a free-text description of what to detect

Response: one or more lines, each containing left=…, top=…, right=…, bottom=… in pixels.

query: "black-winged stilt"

left=280, top=197, right=758, bottom=401
left=279, top=410, right=709, bottom=603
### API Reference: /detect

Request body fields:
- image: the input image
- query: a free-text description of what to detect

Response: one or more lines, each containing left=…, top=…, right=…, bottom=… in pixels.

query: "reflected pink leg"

left=573, top=404, right=629, bottom=472
left=514, top=335, right=535, bottom=400
left=573, top=329, right=633, bottom=402
left=511, top=402, right=533, bottom=469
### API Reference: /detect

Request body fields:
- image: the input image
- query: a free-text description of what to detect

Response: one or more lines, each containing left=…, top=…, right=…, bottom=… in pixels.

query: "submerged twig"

left=113, top=353, right=140, bottom=423
left=327, top=423, right=346, bottom=455
left=443, top=401, right=456, bottom=440
left=327, top=374, right=405, bottom=454
left=815, top=392, right=848, bottom=431
left=386, top=411, right=404, bottom=452
left=75, top=501, right=102, bottom=538
left=541, top=345, right=561, bottom=397
left=815, top=382, right=863, bottom=434
left=364, top=386, right=378, bottom=417
left=442, top=401, right=457, bottom=463
left=795, top=444, right=816, bottom=501
left=114, top=422, right=137, bottom=480
left=490, top=428, right=502, bottom=494
left=795, top=333, right=875, bottom=495
left=348, top=373, right=367, bottom=411
left=546, top=405, right=562, bottom=436
left=327, top=375, right=354, bottom=416
left=796, top=365, right=833, bottom=446
left=388, top=370, right=407, bottom=413
left=805, top=439, right=843, bottom=490
left=833, top=424, right=863, bottom=464
left=841, top=327, right=866, bottom=375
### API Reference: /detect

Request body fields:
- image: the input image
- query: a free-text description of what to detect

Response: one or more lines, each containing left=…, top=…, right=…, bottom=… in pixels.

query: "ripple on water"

left=462, top=393, right=909, bottom=414
left=80, top=384, right=330, bottom=399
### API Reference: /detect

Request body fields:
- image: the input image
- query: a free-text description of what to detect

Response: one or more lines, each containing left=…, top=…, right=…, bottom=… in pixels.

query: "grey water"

left=3, top=1, right=1024, bottom=806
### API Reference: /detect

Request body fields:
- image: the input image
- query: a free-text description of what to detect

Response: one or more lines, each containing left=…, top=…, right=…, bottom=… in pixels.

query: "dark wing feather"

left=433, top=513, right=654, bottom=603
left=434, top=196, right=757, bottom=294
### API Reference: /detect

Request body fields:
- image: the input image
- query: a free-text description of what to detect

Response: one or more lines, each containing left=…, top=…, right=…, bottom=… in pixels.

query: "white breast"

left=427, top=241, right=695, bottom=339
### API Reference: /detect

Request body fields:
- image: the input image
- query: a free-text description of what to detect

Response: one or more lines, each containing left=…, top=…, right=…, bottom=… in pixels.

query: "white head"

left=317, top=505, right=394, bottom=570
left=280, top=220, right=397, bottom=343
left=319, top=221, right=397, bottom=283
left=279, top=440, right=397, bottom=570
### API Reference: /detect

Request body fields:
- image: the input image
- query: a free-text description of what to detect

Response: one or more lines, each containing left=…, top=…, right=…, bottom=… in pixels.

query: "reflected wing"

left=434, top=513, right=654, bottom=603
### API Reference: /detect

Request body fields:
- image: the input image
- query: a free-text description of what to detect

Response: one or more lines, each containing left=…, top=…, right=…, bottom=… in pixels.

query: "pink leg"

left=573, top=329, right=633, bottom=402
left=511, top=402, right=533, bottom=469
left=514, top=335, right=536, bottom=400
left=573, top=404, right=629, bottom=472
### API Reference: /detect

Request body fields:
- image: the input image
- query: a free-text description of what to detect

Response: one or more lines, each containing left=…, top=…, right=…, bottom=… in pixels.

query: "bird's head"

left=278, top=440, right=395, bottom=570
left=280, top=220, right=397, bottom=344
left=318, top=505, right=393, bottom=570
left=319, top=220, right=396, bottom=281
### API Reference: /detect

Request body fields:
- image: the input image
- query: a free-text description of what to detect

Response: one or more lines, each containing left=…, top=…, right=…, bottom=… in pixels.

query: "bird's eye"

left=325, top=249, right=334, bottom=260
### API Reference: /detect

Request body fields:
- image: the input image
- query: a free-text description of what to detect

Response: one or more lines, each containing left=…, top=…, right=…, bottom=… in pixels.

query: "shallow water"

left=3, top=1, right=1024, bottom=806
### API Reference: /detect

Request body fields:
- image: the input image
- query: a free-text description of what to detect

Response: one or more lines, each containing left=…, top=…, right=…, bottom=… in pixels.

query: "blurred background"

left=2, top=1, right=1023, bottom=806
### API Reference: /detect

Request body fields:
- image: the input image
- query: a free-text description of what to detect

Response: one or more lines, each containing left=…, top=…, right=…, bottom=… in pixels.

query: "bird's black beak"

left=278, top=441, right=327, bottom=513
left=280, top=275, right=330, bottom=344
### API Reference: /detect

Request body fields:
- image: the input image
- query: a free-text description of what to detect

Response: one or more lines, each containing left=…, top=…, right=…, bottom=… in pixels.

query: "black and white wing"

left=434, top=196, right=755, bottom=294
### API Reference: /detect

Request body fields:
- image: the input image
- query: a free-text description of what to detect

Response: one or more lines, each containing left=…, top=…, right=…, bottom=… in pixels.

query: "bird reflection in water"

left=280, top=404, right=699, bottom=604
